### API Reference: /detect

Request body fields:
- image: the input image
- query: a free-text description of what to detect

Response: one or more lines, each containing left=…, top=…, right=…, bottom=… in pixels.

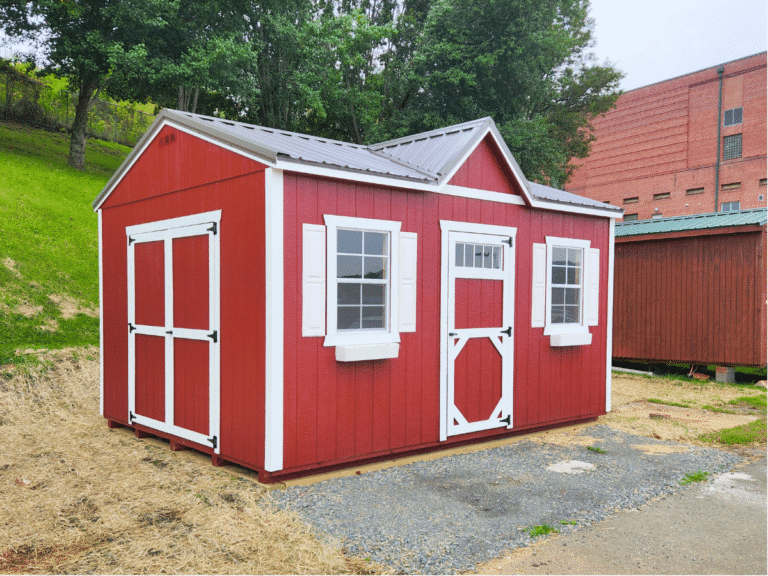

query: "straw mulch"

left=0, top=347, right=384, bottom=574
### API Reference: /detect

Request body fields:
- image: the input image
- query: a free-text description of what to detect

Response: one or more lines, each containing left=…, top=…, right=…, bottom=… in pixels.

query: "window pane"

left=552, top=247, right=567, bottom=266
left=338, top=307, right=360, bottom=330
left=474, top=244, right=483, bottom=268
left=362, top=306, right=385, bottom=328
left=567, top=267, right=580, bottom=285
left=465, top=244, right=473, bottom=267
left=362, top=284, right=385, bottom=305
left=568, top=248, right=581, bottom=266
left=338, top=229, right=362, bottom=254
left=552, top=287, right=565, bottom=304
left=552, top=266, right=566, bottom=284
left=564, top=305, right=580, bottom=323
left=364, top=256, right=386, bottom=279
left=551, top=307, right=564, bottom=323
left=493, top=246, right=501, bottom=269
left=364, top=232, right=387, bottom=256
left=338, top=255, right=362, bottom=278
left=456, top=243, right=464, bottom=267
left=483, top=246, right=492, bottom=268
left=565, top=287, right=580, bottom=305
left=338, top=283, right=361, bottom=305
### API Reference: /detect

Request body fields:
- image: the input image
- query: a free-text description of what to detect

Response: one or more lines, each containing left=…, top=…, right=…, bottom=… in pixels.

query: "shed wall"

left=613, top=228, right=767, bottom=365
left=281, top=173, right=610, bottom=475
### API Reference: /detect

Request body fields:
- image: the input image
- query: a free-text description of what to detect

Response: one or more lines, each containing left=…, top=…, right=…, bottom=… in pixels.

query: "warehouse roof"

left=616, top=208, right=768, bottom=237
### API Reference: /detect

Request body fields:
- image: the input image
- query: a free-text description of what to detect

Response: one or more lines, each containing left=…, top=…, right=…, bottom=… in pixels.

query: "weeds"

left=527, top=524, right=559, bottom=538
left=728, top=396, right=767, bottom=411
left=559, top=520, right=577, bottom=525
left=701, top=404, right=738, bottom=414
left=699, top=419, right=767, bottom=445
left=586, top=446, right=605, bottom=454
left=647, top=398, right=690, bottom=408
left=680, top=470, right=709, bottom=485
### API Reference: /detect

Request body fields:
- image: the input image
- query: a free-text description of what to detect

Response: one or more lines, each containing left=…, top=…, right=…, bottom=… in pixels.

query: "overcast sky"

left=588, top=0, right=767, bottom=91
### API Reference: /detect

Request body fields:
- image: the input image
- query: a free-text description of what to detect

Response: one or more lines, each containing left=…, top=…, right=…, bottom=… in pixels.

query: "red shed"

left=613, top=209, right=767, bottom=367
left=94, top=110, right=622, bottom=482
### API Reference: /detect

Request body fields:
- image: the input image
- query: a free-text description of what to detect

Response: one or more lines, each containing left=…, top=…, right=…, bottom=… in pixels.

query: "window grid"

left=724, top=107, right=743, bottom=126
left=723, top=134, right=742, bottom=160
left=721, top=201, right=740, bottom=212
left=455, top=242, right=502, bottom=270
left=550, top=246, right=582, bottom=324
left=623, top=214, right=638, bottom=221
left=336, top=229, right=389, bottom=331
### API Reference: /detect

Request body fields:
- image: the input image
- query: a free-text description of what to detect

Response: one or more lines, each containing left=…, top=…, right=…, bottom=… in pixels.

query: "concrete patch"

left=701, top=471, right=767, bottom=506
left=546, top=460, right=595, bottom=474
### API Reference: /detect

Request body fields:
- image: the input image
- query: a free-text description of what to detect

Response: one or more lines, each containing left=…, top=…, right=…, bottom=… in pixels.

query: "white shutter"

left=531, top=243, right=546, bottom=328
left=302, top=224, right=326, bottom=336
left=586, top=247, right=600, bottom=327
left=398, top=232, right=418, bottom=332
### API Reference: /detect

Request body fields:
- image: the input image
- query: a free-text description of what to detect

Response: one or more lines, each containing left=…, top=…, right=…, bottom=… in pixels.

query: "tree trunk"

left=68, top=77, right=100, bottom=170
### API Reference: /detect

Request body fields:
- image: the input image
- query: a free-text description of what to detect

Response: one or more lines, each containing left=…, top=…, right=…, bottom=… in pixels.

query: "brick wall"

left=566, top=53, right=767, bottom=220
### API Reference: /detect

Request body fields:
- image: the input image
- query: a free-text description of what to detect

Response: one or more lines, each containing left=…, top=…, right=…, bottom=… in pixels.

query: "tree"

left=384, top=0, right=622, bottom=185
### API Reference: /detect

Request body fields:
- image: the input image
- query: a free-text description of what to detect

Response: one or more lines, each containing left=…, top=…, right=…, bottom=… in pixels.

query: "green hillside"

left=0, top=121, right=130, bottom=364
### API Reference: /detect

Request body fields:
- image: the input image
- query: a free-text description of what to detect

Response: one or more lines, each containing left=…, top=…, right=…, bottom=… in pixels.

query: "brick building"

left=566, top=52, right=767, bottom=220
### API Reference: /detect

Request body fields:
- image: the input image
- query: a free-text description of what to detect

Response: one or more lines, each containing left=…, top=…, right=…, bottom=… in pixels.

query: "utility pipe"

left=714, top=65, right=725, bottom=212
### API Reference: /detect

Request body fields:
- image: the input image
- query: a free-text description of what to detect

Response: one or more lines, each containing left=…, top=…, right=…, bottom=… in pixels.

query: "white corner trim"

left=335, top=343, right=399, bottom=362
left=606, top=219, right=615, bottom=413
left=264, top=168, right=284, bottom=472
left=98, top=209, right=104, bottom=416
left=550, top=333, right=593, bottom=347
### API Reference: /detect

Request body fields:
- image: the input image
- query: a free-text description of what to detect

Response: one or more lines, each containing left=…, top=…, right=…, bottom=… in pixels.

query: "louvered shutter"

left=398, top=232, right=418, bottom=332
left=302, top=224, right=326, bottom=336
left=531, top=243, right=546, bottom=327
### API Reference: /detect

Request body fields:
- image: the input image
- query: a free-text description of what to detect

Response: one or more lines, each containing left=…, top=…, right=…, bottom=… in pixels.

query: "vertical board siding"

left=613, top=230, right=766, bottom=365
left=283, top=173, right=609, bottom=472
left=172, top=235, right=209, bottom=330
left=173, top=338, right=210, bottom=435
left=448, top=137, right=524, bottom=197
left=101, top=130, right=267, bottom=469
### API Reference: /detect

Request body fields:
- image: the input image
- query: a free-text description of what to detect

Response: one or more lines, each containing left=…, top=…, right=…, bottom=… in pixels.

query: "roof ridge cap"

left=369, top=117, right=490, bottom=150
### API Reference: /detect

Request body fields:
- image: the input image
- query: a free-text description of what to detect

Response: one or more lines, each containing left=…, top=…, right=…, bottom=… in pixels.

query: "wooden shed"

left=93, top=109, right=622, bottom=482
left=613, top=209, right=767, bottom=367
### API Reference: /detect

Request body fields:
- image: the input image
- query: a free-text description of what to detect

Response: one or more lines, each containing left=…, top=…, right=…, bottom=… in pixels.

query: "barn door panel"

left=441, top=225, right=516, bottom=440
left=127, top=211, right=221, bottom=453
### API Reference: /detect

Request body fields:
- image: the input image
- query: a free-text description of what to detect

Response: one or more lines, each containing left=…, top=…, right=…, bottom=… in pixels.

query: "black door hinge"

left=128, top=236, right=135, bottom=245
left=129, top=323, right=136, bottom=333
left=129, top=411, right=135, bottom=422
left=208, top=435, right=218, bottom=449
left=500, top=414, right=511, bottom=425
left=207, top=330, right=218, bottom=343
left=207, top=222, right=217, bottom=235
left=503, top=237, right=513, bottom=247
left=501, top=326, right=512, bottom=337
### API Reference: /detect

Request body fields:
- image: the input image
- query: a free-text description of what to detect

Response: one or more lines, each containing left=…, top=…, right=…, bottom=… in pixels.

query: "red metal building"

left=94, top=110, right=622, bottom=482
left=565, top=52, right=767, bottom=220
left=613, top=209, right=767, bottom=367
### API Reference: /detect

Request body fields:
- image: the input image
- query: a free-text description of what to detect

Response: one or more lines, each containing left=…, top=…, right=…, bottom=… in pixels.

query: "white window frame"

left=323, top=215, right=401, bottom=347
left=543, top=236, right=591, bottom=337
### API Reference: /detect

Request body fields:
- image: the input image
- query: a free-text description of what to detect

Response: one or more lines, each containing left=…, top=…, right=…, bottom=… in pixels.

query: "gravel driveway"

left=270, top=425, right=742, bottom=574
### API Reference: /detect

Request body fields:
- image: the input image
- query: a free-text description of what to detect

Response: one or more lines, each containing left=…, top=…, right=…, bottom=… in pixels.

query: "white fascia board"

left=528, top=198, right=623, bottom=219
left=441, top=184, right=525, bottom=206
left=275, top=159, right=439, bottom=192
left=606, top=218, right=615, bottom=413
left=92, top=116, right=278, bottom=212
left=264, top=167, right=284, bottom=472
left=98, top=209, right=104, bottom=416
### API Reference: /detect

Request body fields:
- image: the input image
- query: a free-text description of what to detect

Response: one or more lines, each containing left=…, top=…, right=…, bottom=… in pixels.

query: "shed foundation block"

left=716, top=366, right=735, bottom=383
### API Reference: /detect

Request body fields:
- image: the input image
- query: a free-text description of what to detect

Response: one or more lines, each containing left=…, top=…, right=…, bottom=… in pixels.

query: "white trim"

left=606, top=219, right=615, bottom=413
left=586, top=248, right=600, bottom=327
left=275, top=159, right=437, bottom=192
left=543, top=236, right=591, bottom=337
left=323, top=215, right=401, bottom=348
left=98, top=210, right=104, bottom=416
left=531, top=243, right=547, bottom=328
left=131, top=414, right=213, bottom=448
left=264, top=168, right=284, bottom=472
left=126, top=210, right=222, bottom=236
left=336, top=343, right=399, bottom=362
left=439, top=220, right=517, bottom=441
left=551, top=333, right=593, bottom=347
left=164, top=236, right=175, bottom=428
left=441, top=184, right=526, bottom=206
left=527, top=198, right=623, bottom=219
left=127, top=235, right=136, bottom=424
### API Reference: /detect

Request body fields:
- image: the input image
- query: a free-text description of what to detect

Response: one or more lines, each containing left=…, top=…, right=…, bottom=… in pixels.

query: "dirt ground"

left=0, top=352, right=764, bottom=574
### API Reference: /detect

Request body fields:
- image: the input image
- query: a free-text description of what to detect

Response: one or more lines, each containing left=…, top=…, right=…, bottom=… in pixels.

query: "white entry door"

left=126, top=211, right=221, bottom=453
left=440, top=222, right=516, bottom=440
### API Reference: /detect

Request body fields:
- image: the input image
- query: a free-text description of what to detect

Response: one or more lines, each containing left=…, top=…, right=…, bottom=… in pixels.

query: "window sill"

left=336, top=343, right=399, bottom=362
left=550, top=333, right=592, bottom=347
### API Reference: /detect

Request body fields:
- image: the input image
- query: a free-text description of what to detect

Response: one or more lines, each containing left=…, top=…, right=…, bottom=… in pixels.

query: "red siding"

left=449, top=136, right=524, bottom=196
left=101, top=127, right=268, bottom=468
left=281, top=173, right=610, bottom=474
left=614, top=228, right=767, bottom=366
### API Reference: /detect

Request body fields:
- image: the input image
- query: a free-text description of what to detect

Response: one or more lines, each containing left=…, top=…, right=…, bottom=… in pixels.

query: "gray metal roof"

left=616, top=208, right=768, bottom=237
left=94, top=108, right=619, bottom=217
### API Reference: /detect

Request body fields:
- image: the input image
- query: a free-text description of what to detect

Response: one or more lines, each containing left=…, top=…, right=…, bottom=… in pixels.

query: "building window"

left=653, top=192, right=670, bottom=200
left=686, top=187, right=704, bottom=195
left=623, top=197, right=639, bottom=204
left=623, top=213, right=638, bottom=221
left=759, top=178, right=766, bottom=186
left=651, top=213, right=664, bottom=219
left=543, top=237, right=593, bottom=336
left=721, top=182, right=741, bottom=191
left=724, top=107, right=743, bottom=126
left=723, top=134, right=742, bottom=160
left=455, top=242, right=502, bottom=269
left=721, top=201, right=740, bottom=212
left=602, top=200, right=611, bottom=204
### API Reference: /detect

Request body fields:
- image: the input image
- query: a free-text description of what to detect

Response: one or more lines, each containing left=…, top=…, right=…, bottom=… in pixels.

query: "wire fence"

left=1, top=67, right=154, bottom=146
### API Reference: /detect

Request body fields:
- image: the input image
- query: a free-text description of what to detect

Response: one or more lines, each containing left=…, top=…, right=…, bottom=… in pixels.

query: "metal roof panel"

left=616, top=208, right=768, bottom=236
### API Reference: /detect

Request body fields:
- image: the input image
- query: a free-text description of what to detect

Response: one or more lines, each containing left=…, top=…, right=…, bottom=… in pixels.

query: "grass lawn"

left=0, top=121, right=130, bottom=364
